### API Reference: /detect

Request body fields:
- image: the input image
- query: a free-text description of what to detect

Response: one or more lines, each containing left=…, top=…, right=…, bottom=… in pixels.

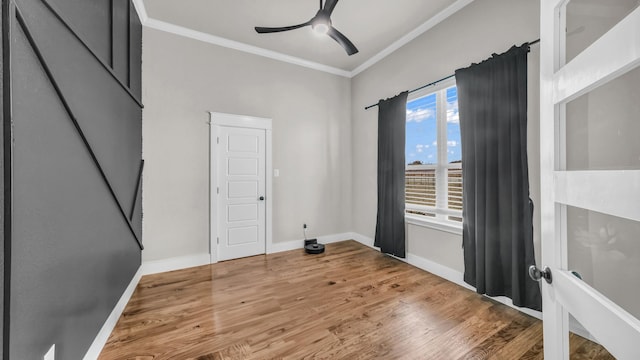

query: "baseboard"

left=351, top=233, right=542, bottom=318
left=82, top=266, right=143, bottom=360
left=406, top=253, right=475, bottom=292
left=347, top=232, right=378, bottom=249
left=141, top=253, right=211, bottom=275
left=268, top=232, right=355, bottom=254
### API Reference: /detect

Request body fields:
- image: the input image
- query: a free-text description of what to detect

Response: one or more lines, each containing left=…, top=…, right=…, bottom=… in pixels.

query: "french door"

left=539, top=0, right=640, bottom=358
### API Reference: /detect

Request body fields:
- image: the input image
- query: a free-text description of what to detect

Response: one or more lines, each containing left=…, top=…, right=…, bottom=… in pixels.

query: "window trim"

left=405, top=214, right=463, bottom=235
left=405, top=78, right=462, bottom=231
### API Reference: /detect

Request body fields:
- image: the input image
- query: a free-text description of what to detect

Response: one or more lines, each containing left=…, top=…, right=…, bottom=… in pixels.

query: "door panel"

left=228, top=158, right=258, bottom=176
left=228, top=226, right=259, bottom=246
left=540, top=0, right=640, bottom=358
left=217, top=126, right=266, bottom=261
left=228, top=182, right=258, bottom=198
left=228, top=204, right=258, bottom=222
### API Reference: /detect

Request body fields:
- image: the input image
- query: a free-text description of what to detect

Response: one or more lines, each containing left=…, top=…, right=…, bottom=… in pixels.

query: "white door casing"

left=210, top=113, right=272, bottom=263
left=540, top=1, right=640, bottom=359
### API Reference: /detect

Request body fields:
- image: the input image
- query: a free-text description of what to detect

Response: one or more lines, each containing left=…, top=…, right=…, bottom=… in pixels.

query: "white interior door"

left=212, top=120, right=268, bottom=262
left=540, top=1, right=640, bottom=358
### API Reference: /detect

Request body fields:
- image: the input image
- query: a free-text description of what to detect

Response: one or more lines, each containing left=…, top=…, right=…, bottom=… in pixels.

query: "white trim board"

left=267, top=232, right=356, bottom=254
left=349, top=233, right=542, bottom=318
left=131, top=0, right=148, bottom=23
left=82, top=266, right=143, bottom=360
left=133, top=0, right=474, bottom=78
left=141, top=253, right=211, bottom=276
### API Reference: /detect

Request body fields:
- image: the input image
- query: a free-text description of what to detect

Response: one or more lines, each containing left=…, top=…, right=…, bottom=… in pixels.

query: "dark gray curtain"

left=455, top=44, right=542, bottom=310
left=375, top=91, right=409, bottom=258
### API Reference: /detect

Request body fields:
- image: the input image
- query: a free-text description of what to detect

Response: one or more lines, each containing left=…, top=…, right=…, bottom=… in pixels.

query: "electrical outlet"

left=303, top=223, right=307, bottom=229
left=44, top=344, right=55, bottom=360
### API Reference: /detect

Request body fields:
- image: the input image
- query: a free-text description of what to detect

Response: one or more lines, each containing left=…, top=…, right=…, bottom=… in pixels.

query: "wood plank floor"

left=99, top=240, right=614, bottom=359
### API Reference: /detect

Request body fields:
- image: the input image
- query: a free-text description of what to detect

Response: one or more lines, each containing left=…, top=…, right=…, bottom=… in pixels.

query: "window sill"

left=405, top=215, right=463, bottom=236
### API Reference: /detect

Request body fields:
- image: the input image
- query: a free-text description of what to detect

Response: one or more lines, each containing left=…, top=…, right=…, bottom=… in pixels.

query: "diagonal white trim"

left=350, top=0, right=475, bottom=77
left=135, top=0, right=474, bottom=78
left=143, top=18, right=352, bottom=78
left=131, top=0, right=148, bottom=23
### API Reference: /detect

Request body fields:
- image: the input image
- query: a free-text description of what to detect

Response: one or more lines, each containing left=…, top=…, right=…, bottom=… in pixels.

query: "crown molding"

left=143, top=18, right=352, bottom=77
left=350, top=0, right=475, bottom=77
left=133, top=0, right=475, bottom=78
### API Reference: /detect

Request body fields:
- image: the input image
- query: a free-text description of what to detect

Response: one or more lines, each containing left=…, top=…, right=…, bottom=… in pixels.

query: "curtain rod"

left=364, top=38, right=540, bottom=110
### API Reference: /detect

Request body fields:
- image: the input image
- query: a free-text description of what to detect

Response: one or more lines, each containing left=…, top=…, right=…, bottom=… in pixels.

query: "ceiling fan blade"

left=255, top=22, right=310, bottom=34
left=323, top=0, right=339, bottom=15
left=327, top=27, right=358, bottom=55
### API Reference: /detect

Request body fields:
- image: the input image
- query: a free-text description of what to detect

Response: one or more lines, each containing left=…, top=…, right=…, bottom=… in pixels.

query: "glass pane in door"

left=566, top=0, right=640, bottom=62
left=565, top=65, right=640, bottom=171
left=566, top=205, right=640, bottom=319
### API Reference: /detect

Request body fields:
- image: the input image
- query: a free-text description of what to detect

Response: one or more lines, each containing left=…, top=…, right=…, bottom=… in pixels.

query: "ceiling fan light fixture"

left=312, top=23, right=329, bottom=35
left=311, top=18, right=330, bottom=35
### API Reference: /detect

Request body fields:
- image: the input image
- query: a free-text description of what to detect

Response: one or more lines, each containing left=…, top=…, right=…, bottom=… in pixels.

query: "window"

left=405, top=83, right=462, bottom=226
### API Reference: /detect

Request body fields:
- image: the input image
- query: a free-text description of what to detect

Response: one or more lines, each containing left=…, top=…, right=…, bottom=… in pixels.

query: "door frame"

left=540, top=1, right=640, bottom=358
left=209, top=112, right=272, bottom=264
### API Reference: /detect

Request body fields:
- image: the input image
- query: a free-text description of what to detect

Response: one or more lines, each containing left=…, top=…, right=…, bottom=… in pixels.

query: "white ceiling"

left=138, top=0, right=473, bottom=77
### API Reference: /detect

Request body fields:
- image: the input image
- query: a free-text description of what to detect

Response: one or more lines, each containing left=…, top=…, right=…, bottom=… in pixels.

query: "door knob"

left=528, top=265, right=552, bottom=284
left=259, top=196, right=265, bottom=201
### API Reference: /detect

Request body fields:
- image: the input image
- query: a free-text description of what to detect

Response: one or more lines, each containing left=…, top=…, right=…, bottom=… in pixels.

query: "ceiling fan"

left=255, top=0, right=359, bottom=56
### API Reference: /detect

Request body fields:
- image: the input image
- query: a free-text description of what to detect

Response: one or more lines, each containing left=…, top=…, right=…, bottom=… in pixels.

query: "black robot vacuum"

left=303, top=224, right=325, bottom=254
left=305, top=242, right=325, bottom=254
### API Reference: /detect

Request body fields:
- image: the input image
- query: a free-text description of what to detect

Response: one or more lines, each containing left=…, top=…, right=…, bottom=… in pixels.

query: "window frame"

left=405, top=78, right=462, bottom=234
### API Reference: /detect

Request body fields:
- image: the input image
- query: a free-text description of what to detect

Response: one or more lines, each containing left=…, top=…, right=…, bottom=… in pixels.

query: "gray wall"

left=6, top=0, right=142, bottom=358
left=350, top=0, right=541, bottom=271
left=142, top=28, right=352, bottom=261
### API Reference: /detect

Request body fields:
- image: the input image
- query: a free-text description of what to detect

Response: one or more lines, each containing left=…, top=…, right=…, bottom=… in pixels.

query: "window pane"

left=447, top=167, right=463, bottom=211
left=406, top=94, right=437, bottom=165
left=405, top=167, right=436, bottom=207
left=446, top=87, right=462, bottom=164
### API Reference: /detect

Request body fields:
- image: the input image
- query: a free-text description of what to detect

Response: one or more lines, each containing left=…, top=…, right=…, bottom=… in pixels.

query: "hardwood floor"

left=99, top=240, right=613, bottom=359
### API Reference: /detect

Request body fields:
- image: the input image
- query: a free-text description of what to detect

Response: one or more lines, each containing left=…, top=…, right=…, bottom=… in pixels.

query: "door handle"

left=259, top=196, right=265, bottom=201
left=529, top=265, right=552, bottom=284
